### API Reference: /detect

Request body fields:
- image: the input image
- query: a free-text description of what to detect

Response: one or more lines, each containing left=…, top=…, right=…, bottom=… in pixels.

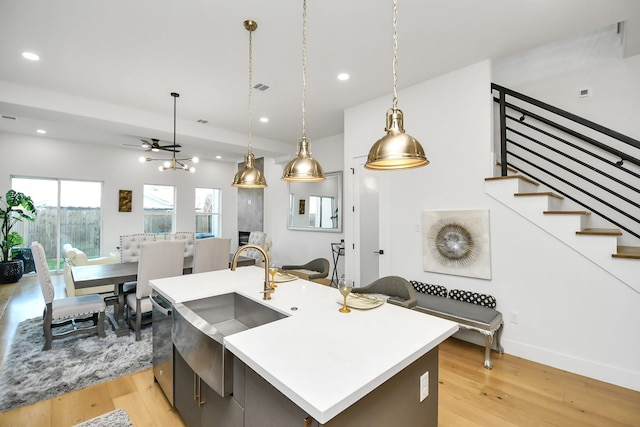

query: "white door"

left=352, top=157, right=381, bottom=287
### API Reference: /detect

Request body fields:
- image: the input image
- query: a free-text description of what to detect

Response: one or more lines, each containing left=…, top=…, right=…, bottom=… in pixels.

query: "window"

left=11, top=177, right=102, bottom=271
left=143, top=184, right=175, bottom=235
left=195, top=187, right=221, bottom=237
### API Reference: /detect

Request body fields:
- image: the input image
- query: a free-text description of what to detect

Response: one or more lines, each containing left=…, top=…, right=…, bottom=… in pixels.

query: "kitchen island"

left=151, top=266, right=458, bottom=426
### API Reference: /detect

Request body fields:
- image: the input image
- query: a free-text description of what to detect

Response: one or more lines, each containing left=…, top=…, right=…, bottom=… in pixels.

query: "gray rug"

left=73, top=408, right=133, bottom=427
left=0, top=315, right=152, bottom=412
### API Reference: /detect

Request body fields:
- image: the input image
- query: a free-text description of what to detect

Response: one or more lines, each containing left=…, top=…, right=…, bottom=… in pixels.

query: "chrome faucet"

left=230, top=244, right=272, bottom=300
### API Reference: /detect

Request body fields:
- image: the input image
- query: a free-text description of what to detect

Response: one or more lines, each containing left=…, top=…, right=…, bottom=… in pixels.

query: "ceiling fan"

left=139, top=138, right=181, bottom=153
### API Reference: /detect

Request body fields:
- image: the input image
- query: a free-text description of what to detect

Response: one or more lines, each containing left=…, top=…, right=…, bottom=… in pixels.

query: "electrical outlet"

left=510, top=311, right=520, bottom=324
left=419, top=371, right=429, bottom=402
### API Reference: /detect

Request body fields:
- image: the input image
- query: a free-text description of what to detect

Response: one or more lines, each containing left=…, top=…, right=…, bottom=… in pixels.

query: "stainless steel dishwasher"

left=151, top=291, right=174, bottom=405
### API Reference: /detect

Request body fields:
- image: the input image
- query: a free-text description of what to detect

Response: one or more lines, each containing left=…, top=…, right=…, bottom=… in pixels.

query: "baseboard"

left=501, top=338, right=640, bottom=392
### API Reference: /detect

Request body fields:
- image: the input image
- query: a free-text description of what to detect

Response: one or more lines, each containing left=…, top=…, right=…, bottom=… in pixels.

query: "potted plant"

left=0, top=189, right=37, bottom=284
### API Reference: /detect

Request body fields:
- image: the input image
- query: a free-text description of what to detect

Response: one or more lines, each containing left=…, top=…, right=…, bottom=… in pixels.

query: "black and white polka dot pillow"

left=410, top=280, right=448, bottom=297
left=448, top=289, right=497, bottom=308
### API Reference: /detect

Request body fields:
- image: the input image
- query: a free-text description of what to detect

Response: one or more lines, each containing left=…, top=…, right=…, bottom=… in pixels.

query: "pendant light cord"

left=248, top=25, right=254, bottom=155
left=392, top=0, right=399, bottom=109
left=172, top=93, right=178, bottom=162
left=301, top=0, right=307, bottom=139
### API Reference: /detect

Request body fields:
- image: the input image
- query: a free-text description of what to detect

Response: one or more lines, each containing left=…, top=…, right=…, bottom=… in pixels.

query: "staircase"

left=485, top=174, right=640, bottom=294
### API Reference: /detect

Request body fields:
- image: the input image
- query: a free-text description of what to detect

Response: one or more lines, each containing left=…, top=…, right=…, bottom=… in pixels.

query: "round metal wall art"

left=421, top=210, right=492, bottom=280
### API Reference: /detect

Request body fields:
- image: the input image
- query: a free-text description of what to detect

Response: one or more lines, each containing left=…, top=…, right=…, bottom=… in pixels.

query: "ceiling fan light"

left=365, top=107, right=429, bottom=170
left=282, top=137, right=325, bottom=182
left=233, top=152, right=267, bottom=188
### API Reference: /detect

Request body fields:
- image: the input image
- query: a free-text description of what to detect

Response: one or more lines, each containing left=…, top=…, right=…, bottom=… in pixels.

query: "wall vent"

left=253, top=83, right=270, bottom=91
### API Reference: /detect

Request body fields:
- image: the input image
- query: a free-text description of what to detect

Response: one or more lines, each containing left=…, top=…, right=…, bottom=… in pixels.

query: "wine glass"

left=268, top=263, right=279, bottom=289
left=338, top=278, right=353, bottom=313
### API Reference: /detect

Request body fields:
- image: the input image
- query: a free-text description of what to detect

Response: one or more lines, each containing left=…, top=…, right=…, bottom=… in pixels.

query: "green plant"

left=1, top=189, right=37, bottom=263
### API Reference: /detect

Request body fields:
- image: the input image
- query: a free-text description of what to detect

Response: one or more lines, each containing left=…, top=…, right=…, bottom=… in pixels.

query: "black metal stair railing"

left=491, top=83, right=640, bottom=240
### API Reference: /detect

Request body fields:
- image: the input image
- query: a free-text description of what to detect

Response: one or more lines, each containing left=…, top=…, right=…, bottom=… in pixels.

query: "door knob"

left=373, top=250, right=384, bottom=255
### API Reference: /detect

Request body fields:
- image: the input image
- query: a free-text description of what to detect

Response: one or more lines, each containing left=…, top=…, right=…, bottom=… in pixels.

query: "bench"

left=410, top=281, right=504, bottom=369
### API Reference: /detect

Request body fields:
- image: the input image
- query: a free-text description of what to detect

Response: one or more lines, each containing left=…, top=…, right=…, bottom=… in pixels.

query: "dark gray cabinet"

left=175, top=350, right=244, bottom=427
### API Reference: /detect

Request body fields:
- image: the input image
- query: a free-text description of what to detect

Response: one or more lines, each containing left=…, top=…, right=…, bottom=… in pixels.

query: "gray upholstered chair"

left=192, top=237, right=231, bottom=274
left=125, top=240, right=184, bottom=340
left=354, top=276, right=418, bottom=309
left=31, top=241, right=106, bottom=350
left=281, top=258, right=330, bottom=280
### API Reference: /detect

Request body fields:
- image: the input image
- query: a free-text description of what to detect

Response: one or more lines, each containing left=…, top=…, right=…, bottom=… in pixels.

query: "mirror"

left=288, top=171, right=342, bottom=232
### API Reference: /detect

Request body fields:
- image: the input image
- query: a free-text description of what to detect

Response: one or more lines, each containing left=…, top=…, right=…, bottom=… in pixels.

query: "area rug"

left=0, top=315, right=152, bottom=412
left=73, top=408, right=133, bottom=427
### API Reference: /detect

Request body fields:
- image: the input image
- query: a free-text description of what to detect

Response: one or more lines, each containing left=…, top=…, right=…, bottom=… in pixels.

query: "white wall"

left=343, top=60, right=640, bottom=391
left=0, top=132, right=238, bottom=256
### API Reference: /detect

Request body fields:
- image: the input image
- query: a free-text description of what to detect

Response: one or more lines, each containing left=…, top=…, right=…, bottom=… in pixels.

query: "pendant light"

left=233, top=20, right=268, bottom=188
left=281, top=0, right=325, bottom=182
left=365, top=0, right=429, bottom=170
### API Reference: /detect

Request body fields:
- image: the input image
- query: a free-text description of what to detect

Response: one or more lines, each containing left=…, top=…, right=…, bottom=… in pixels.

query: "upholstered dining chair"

left=353, top=276, right=418, bottom=309
left=31, top=242, right=106, bottom=350
left=281, top=258, right=330, bottom=280
left=244, top=231, right=267, bottom=265
left=119, top=233, right=156, bottom=262
left=118, top=233, right=156, bottom=295
left=192, top=237, right=231, bottom=274
left=126, top=240, right=184, bottom=340
left=166, top=232, right=196, bottom=258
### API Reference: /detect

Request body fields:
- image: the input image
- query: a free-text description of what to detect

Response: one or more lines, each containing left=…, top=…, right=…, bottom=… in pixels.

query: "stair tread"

left=576, top=228, right=623, bottom=236
left=543, top=210, right=591, bottom=215
left=484, top=175, right=539, bottom=186
left=515, top=192, right=564, bottom=199
left=613, top=246, right=640, bottom=259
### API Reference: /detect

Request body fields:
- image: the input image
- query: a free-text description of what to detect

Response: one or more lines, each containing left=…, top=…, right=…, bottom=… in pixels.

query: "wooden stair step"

left=543, top=211, right=590, bottom=215
left=485, top=175, right=539, bottom=186
left=576, top=228, right=623, bottom=236
left=515, top=191, right=564, bottom=199
left=612, top=246, right=640, bottom=260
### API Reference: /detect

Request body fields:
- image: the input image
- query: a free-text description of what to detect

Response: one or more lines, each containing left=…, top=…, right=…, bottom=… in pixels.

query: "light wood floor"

left=0, top=275, right=638, bottom=426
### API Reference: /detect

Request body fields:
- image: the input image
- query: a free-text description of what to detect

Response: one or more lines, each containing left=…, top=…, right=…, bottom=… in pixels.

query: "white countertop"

left=151, top=266, right=458, bottom=424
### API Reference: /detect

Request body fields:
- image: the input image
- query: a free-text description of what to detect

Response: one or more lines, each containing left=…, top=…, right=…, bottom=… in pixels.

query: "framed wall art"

left=118, top=190, right=132, bottom=212
left=421, top=209, right=492, bottom=279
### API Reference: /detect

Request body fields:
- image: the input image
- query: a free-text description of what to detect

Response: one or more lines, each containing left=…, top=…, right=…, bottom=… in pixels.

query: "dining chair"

left=192, top=237, right=231, bottom=274
left=244, top=231, right=267, bottom=264
left=166, top=231, right=196, bottom=258
left=119, top=233, right=156, bottom=262
left=31, top=241, right=106, bottom=350
left=125, top=240, right=184, bottom=340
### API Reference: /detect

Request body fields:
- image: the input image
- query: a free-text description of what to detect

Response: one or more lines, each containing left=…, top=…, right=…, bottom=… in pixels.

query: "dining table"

left=71, top=254, right=256, bottom=336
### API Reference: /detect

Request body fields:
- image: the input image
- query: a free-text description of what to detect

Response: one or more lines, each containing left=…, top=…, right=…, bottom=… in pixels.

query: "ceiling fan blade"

left=159, top=147, right=181, bottom=153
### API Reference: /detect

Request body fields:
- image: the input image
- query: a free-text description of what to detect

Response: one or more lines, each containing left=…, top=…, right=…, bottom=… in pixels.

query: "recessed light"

left=36, top=129, right=46, bottom=134
left=22, top=52, right=40, bottom=61
left=216, top=155, right=222, bottom=160
left=337, top=73, right=350, bottom=81
left=259, top=117, right=269, bottom=123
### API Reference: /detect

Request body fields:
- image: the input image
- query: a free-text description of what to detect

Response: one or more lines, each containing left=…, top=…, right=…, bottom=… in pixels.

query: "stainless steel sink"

left=173, top=293, right=288, bottom=397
